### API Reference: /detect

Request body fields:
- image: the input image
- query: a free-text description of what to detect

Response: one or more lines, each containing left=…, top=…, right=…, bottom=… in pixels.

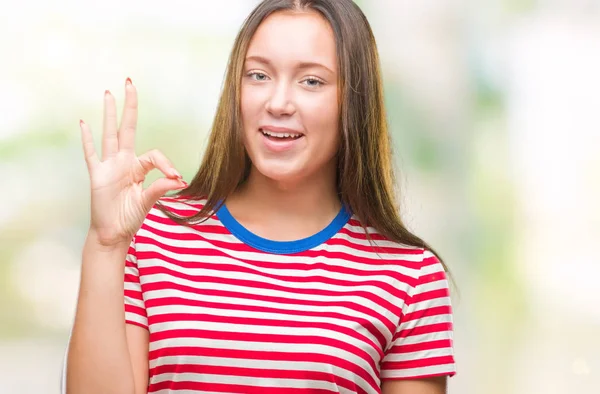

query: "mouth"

left=259, top=128, right=304, bottom=141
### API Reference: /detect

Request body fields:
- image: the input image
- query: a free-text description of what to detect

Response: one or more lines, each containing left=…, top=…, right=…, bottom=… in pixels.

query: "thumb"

left=142, top=177, right=187, bottom=211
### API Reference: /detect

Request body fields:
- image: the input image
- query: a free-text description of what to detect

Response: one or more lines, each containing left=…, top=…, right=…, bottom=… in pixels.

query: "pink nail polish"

left=126, top=77, right=132, bottom=86
left=105, top=89, right=111, bottom=96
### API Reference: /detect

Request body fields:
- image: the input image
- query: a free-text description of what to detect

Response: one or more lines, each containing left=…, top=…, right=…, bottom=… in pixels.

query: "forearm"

left=66, top=230, right=135, bottom=394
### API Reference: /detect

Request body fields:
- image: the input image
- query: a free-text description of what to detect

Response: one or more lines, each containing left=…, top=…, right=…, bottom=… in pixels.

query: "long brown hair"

left=157, top=0, right=449, bottom=272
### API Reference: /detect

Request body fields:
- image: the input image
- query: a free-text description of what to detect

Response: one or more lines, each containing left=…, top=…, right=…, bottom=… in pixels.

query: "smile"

left=259, top=128, right=304, bottom=140
left=259, top=127, right=305, bottom=152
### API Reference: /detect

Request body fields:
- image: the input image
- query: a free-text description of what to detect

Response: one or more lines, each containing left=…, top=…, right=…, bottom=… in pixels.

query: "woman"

left=65, top=0, right=456, bottom=393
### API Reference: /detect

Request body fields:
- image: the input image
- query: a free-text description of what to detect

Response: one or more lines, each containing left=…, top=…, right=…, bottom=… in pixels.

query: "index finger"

left=118, top=77, right=138, bottom=152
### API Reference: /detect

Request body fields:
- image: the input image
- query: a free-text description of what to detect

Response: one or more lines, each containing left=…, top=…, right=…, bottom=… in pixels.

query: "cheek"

left=303, top=93, right=339, bottom=143
left=240, top=87, right=262, bottom=138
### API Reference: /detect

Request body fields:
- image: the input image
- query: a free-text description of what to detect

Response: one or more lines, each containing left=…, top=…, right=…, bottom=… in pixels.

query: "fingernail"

left=80, top=119, right=85, bottom=126
left=177, top=180, right=188, bottom=189
left=105, top=89, right=111, bottom=96
left=126, top=77, right=132, bottom=86
left=172, top=169, right=182, bottom=178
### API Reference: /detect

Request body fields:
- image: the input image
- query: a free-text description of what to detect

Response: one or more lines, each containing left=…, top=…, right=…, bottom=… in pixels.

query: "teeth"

left=261, top=129, right=302, bottom=139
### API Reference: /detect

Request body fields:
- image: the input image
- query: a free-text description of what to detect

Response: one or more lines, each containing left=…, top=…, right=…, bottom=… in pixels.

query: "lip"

left=260, top=125, right=304, bottom=135
left=259, top=125, right=305, bottom=153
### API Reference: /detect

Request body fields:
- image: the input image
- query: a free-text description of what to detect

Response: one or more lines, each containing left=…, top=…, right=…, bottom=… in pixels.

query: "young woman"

left=65, top=1, right=456, bottom=393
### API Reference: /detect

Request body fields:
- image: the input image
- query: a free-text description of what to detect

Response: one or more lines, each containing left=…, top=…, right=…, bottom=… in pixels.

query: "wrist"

left=85, top=228, right=131, bottom=254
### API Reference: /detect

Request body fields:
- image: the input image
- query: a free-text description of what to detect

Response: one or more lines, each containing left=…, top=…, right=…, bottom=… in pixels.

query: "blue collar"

left=216, top=203, right=352, bottom=255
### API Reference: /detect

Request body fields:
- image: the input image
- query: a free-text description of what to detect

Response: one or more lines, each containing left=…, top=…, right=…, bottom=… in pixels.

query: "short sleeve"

left=124, top=236, right=148, bottom=330
left=381, top=249, right=456, bottom=380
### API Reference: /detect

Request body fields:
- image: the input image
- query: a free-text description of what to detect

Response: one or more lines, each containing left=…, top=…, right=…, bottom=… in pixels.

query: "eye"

left=302, top=77, right=325, bottom=88
left=248, top=71, right=269, bottom=81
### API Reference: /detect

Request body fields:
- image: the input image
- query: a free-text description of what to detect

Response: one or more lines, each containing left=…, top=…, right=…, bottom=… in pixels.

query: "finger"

left=142, top=178, right=187, bottom=212
left=118, top=78, right=138, bottom=152
left=137, top=149, right=182, bottom=179
left=80, top=120, right=99, bottom=170
left=102, top=90, right=119, bottom=160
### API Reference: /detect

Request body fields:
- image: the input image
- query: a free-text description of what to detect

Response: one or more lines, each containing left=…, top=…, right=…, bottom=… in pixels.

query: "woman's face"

left=240, top=10, right=339, bottom=184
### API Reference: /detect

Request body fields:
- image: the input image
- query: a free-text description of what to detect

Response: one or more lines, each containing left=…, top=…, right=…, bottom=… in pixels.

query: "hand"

left=80, top=78, right=187, bottom=247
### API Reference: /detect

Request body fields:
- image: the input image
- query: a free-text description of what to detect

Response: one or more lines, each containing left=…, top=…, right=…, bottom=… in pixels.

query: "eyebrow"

left=245, top=55, right=335, bottom=75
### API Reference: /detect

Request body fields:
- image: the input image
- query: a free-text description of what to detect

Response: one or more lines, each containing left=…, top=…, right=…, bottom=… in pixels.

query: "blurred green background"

left=1, top=0, right=599, bottom=393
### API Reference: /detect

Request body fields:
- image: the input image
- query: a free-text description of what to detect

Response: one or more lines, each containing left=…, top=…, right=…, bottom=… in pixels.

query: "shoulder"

left=132, top=196, right=210, bottom=244
left=339, top=216, right=443, bottom=281
left=154, top=195, right=208, bottom=216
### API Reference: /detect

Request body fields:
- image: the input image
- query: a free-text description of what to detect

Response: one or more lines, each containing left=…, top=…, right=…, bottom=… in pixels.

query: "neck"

left=226, top=162, right=341, bottom=237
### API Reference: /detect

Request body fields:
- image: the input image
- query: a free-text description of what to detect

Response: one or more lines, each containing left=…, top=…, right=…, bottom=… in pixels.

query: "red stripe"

left=381, top=355, right=455, bottom=371
left=137, top=228, right=419, bottom=285
left=138, top=248, right=410, bottom=297
left=146, top=296, right=388, bottom=349
left=149, top=312, right=383, bottom=359
left=147, top=346, right=379, bottom=392
left=148, top=380, right=339, bottom=394
left=386, top=339, right=453, bottom=355
left=150, top=328, right=379, bottom=374
left=135, top=239, right=422, bottom=284
left=124, top=274, right=142, bottom=286
left=381, top=370, right=456, bottom=380
left=125, top=319, right=148, bottom=330
left=140, top=266, right=402, bottom=315
left=138, top=256, right=406, bottom=315
left=402, top=305, right=452, bottom=324
left=138, top=230, right=417, bottom=286
left=124, top=288, right=144, bottom=301
left=124, top=304, right=146, bottom=317
left=136, top=218, right=422, bottom=269
left=142, top=281, right=396, bottom=332
left=397, top=322, right=453, bottom=339
left=412, top=288, right=451, bottom=304
left=149, top=364, right=366, bottom=394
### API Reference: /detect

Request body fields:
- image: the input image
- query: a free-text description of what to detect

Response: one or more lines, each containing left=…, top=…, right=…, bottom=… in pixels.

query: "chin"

left=252, top=159, right=306, bottom=184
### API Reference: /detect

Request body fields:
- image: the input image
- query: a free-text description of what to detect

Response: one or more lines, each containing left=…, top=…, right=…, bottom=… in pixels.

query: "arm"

left=66, top=231, right=140, bottom=394
left=381, top=376, right=447, bottom=394
left=127, top=324, right=150, bottom=394
left=66, top=77, right=184, bottom=394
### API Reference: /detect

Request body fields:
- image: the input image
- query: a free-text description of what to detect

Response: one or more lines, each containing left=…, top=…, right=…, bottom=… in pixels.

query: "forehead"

left=246, top=10, right=337, bottom=71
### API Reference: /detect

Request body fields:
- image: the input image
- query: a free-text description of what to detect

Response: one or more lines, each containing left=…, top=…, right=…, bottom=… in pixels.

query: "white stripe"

left=384, top=346, right=454, bottom=363
left=420, top=260, right=445, bottom=275
left=149, top=356, right=375, bottom=393
left=144, top=288, right=394, bottom=342
left=380, top=363, right=455, bottom=379
left=410, top=295, right=452, bottom=315
left=394, top=329, right=453, bottom=346
left=148, top=337, right=377, bottom=386
left=416, top=278, right=450, bottom=293
left=150, top=319, right=382, bottom=364
left=125, top=312, right=148, bottom=327
left=397, top=314, right=453, bottom=332
left=138, top=240, right=417, bottom=292
left=148, top=304, right=384, bottom=347
left=150, top=372, right=339, bottom=391
left=153, top=391, right=238, bottom=394
left=138, top=247, right=411, bottom=308
left=143, top=271, right=400, bottom=323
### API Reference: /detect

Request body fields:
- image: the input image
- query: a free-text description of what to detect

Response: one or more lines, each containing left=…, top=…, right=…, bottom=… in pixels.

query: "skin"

left=71, top=9, right=448, bottom=394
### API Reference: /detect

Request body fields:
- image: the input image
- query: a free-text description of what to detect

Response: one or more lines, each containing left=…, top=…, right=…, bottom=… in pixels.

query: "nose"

left=265, top=80, right=295, bottom=116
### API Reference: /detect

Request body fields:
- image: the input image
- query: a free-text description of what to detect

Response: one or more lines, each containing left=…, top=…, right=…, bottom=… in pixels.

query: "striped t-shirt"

left=124, top=197, right=456, bottom=393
